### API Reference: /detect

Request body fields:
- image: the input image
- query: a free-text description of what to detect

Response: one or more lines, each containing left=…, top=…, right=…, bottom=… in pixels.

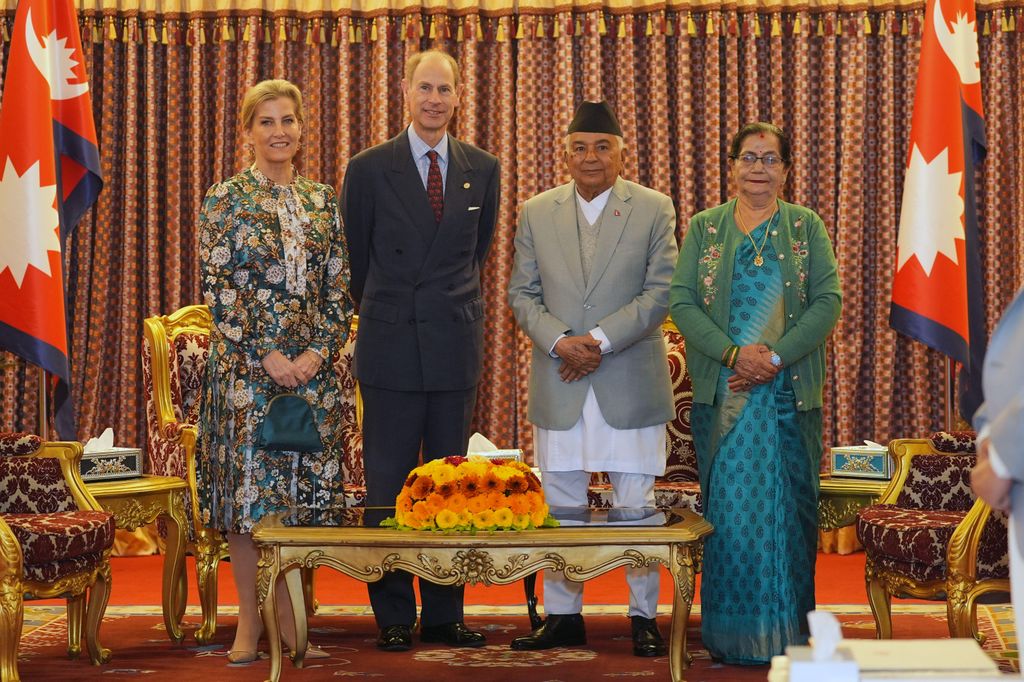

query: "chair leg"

left=84, top=562, right=112, bottom=665
left=0, top=558, right=24, bottom=682
left=301, top=567, right=317, bottom=617
left=174, top=566, right=188, bottom=626
left=66, top=593, right=85, bottom=659
left=194, top=528, right=224, bottom=645
left=946, top=579, right=984, bottom=644
left=866, top=575, right=894, bottom=639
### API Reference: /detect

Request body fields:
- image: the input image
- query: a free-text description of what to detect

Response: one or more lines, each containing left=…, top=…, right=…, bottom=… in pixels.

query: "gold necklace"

left=735, top=205, right=777, bottom=267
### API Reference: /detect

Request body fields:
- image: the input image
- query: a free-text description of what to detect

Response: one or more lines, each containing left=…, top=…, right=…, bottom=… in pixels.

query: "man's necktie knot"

left=426, top=150, right=444, bottom=224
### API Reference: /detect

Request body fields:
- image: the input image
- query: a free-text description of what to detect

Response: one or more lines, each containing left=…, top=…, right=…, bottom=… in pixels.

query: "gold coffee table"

left=86, top=475, right=189, bottom=642
left=253, top=507, right=712, bottom=682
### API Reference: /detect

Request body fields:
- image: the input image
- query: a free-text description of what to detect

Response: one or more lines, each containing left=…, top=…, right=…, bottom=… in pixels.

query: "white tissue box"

left=785, top=646, right=858, bottom=682
left=467, top=449, right=523, bottom=462
left=80, top=447, right=143, bottom=482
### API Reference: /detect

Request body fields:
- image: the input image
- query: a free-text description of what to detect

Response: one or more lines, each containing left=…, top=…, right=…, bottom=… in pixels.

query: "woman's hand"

left=729, top=344, right=779, bottom=392
left=261, top=350, right=307, bottom=389
left=293, top=350, right=325, bottom=384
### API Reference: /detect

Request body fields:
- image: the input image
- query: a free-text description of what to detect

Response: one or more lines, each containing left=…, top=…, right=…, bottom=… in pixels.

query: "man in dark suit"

left=340, top=49, right=500, bottom=652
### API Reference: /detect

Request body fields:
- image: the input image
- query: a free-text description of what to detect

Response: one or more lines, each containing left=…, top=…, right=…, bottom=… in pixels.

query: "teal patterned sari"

left=691, top=215, right=821, bottom=664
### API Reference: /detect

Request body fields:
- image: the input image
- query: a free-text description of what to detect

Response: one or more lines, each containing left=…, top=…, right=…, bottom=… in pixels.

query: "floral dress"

left=197, top=166, right=353, bottom=533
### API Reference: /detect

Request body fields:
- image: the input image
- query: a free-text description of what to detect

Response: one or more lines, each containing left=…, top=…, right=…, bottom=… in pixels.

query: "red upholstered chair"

left=856, top=431, right=1009, bottom=641
left=141, top=305, right=364, bottom=643
left=0, top=434, right=116, bottom=681
left=586, top=320, right=701, bottom=513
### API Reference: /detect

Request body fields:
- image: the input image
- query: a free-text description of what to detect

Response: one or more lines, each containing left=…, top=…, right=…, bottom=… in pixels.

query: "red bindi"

left=758, top=133, right=765, bottom=138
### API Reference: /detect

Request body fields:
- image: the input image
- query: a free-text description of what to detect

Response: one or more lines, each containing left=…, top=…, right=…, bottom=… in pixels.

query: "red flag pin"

left=614, top=209, right=620, bottom=216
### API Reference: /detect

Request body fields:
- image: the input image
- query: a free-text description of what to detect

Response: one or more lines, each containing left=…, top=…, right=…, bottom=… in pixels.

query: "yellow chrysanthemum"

left=513, top=513, right=532, bottom=530
left=435, top=509, right=459, bottom=530
left=530, top=507, right=547, bottom=527
left=472, top=509, right=495, bottom=529
left=431, top=463, right=458, bottom=485
left=493, top=507, right=514, bottom=527
left=457, top=510, right=473, bottom=528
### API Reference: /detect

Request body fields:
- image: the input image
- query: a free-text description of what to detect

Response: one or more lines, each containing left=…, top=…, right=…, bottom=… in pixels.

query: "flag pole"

left=944, top=357, right=955, bottom=432
left=37, top=366, right=48, bottom=439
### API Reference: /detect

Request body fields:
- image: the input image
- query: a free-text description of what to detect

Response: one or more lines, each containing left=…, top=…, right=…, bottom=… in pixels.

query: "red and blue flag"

left=0, top=0, right=102, bottom=438
left=889, top=0, right=986, bottom=420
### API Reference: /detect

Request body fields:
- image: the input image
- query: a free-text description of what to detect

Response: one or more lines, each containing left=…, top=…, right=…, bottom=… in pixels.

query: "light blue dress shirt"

left=407, top=125, right=449, bottom=193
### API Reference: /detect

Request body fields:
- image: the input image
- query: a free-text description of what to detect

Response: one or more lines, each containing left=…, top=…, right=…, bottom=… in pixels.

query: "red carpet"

left=33, top=549, right=873, bottom=607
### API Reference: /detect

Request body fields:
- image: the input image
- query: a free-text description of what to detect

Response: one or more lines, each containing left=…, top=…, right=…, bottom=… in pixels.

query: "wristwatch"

left=769, top=351, right=783, bottom=367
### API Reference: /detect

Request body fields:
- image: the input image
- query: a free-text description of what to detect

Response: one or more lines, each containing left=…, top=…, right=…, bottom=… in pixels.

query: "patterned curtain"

left=1, top=2, right=1022, bottom=463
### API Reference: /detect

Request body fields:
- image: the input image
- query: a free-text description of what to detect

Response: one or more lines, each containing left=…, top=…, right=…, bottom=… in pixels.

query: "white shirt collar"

left=575, top=184, right=614, bottom=225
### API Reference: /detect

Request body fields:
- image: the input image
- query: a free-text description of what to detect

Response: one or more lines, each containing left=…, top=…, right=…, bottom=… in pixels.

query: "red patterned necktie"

left=426, top=150, right=444, bottom=224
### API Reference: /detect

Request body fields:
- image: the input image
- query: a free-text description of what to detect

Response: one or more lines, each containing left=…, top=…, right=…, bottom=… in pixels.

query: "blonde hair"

left=240, top=79, right=304, bottom=131
left=404, top=50, right=460, bottom=88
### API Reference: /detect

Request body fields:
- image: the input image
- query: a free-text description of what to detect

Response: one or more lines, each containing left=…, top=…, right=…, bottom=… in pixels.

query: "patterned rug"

left=16, top=604, right=1020, bottom=680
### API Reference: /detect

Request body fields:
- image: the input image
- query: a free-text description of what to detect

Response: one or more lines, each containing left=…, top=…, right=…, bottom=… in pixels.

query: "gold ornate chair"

left=0, top=434, right=116, bottom=681
left=142, top=305, right=363, bottom=642
left=855, top=432, right=1010, bottom=640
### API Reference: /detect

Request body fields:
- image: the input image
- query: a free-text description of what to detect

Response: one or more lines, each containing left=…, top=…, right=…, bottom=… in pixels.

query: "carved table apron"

left=85, top=474, right=189, bottom=643
left=253, top=508, right=711, bottom=682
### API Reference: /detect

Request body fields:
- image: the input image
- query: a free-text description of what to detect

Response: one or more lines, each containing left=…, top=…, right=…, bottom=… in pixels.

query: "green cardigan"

left=669, top=198, right=842, bottom=411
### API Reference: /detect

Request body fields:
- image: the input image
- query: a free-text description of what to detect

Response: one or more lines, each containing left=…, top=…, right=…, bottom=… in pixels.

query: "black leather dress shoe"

left=510, top=613, right=586, bottom=650
left=376, top=624, right=412, bottom=652
left=630, top=616, right=666, bottom=657
left=420, top=622, right=486, bottom=648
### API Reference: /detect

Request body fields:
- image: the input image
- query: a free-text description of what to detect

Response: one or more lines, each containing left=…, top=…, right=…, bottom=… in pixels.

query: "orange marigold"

left=505, top=475, right=528, bottom=495
left=508, top=494, right=531, bottom=515
left=436, top=480, right=457, bottom=498
left=410, top=476, right=434, bottom=500
left=466, top=494, right=491, bottom=514
left=460, top=474, right=481, bottom=496
left=446, top=492, right=469, bottom=513
left=412, top=500, right=433, bottom=523
left=424, top=493, right=446, bottom=515
left=396, top=491, right=415, bottom=514
left=481, top=470, right=503, bottom=493
left=484, top=491, right=506, bottom=510
left=526, top=473, right=542, bottom=492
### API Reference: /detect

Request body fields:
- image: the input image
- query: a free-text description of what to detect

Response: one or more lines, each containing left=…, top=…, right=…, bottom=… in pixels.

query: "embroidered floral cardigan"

left=669, top=198, right=842, bottom=411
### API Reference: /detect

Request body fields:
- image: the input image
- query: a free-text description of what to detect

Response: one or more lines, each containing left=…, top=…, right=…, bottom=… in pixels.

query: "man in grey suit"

left=970, top=285, right=1024, bottom=638
left=507, top=101, right=678, bottom=656
left=340, top=49, right=500, bottom=652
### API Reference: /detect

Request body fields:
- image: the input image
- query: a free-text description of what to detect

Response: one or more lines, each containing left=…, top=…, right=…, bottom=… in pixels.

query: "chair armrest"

left=32, top=441, right=105, bottom=512
left=0, top=514, right=24, bottom=584
left=947, top=497, right=1006, bottom=582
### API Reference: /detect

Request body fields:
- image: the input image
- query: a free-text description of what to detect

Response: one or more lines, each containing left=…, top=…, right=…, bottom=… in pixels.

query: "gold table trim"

left=818, top=476, right=889, bottom=531
left=86, top=474, right=189, bottom=643
left=253, top=509, right=712, bottom=682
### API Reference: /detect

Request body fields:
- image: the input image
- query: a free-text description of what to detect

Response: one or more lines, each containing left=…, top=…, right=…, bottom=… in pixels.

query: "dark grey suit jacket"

left=340, top=128, right=500, bottom=391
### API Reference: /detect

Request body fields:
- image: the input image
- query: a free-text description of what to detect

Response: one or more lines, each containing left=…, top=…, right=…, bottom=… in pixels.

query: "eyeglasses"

left=730, top=152, right=786, bottom=168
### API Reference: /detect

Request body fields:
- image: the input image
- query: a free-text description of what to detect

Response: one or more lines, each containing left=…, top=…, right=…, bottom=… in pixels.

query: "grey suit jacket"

left=341, top=128, right=500, bottom=391
left=973, top=286, right=1024, bottom=548
left=508, top=177, right=678, bottom=430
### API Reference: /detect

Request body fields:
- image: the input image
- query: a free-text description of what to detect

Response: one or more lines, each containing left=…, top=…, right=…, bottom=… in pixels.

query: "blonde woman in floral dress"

left=197, top=79, right=353, bottom=664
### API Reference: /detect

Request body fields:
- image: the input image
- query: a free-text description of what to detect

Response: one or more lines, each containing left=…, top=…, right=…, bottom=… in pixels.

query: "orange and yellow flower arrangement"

left=382, top=456, right=557, bottom=532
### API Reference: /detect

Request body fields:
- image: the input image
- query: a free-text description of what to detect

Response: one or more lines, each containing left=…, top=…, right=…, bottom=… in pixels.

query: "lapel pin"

left=614, top=209, right=621, bottom=216
left=463, top=182, right=471, bottom=189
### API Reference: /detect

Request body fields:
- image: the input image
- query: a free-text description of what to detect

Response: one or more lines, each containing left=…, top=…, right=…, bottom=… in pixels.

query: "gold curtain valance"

left=1, top=0, right=1022, bottom=16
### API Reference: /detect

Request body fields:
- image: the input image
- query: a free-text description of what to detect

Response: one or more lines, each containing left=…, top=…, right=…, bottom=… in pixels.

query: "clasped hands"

left=261, top=349, right=324, bottom=389
left=727, top=344, right=780, bottom=393
left=554, top=334, right=602, bottom=383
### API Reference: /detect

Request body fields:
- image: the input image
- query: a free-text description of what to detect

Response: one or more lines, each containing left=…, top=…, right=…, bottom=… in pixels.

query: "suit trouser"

left=540, top=470, right=660, bottom=619
left=360, top=383, right=477, bottom=628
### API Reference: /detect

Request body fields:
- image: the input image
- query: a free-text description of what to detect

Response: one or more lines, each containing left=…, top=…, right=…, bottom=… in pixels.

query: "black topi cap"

left=567, top=100, right=622, bottom=137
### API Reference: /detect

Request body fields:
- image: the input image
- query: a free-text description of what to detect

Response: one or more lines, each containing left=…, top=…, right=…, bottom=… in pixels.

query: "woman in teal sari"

left=669, top=123, right=841, bottom=664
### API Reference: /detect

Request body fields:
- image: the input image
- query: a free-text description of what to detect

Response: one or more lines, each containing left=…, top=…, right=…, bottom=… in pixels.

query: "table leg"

left=162, top=492, right=187, bottom=643
left=194, top=528, right=224, bottom=645
left=258, top=546, right=283, bottom=682
left=668, top=543, right=698, bottom=682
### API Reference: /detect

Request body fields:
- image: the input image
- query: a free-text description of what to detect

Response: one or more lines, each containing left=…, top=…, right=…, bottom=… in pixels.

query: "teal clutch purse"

left=257, top=393, right=324, bottom=452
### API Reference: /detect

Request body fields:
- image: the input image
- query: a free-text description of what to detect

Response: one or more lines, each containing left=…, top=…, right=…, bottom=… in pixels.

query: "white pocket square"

left=468, top=206, right=481, bottom=211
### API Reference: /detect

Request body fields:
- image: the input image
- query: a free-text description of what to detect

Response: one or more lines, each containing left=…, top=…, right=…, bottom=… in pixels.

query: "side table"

left=818, top=476, right=889, bottom=554
left=85, top=475, right=188, bottom=643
